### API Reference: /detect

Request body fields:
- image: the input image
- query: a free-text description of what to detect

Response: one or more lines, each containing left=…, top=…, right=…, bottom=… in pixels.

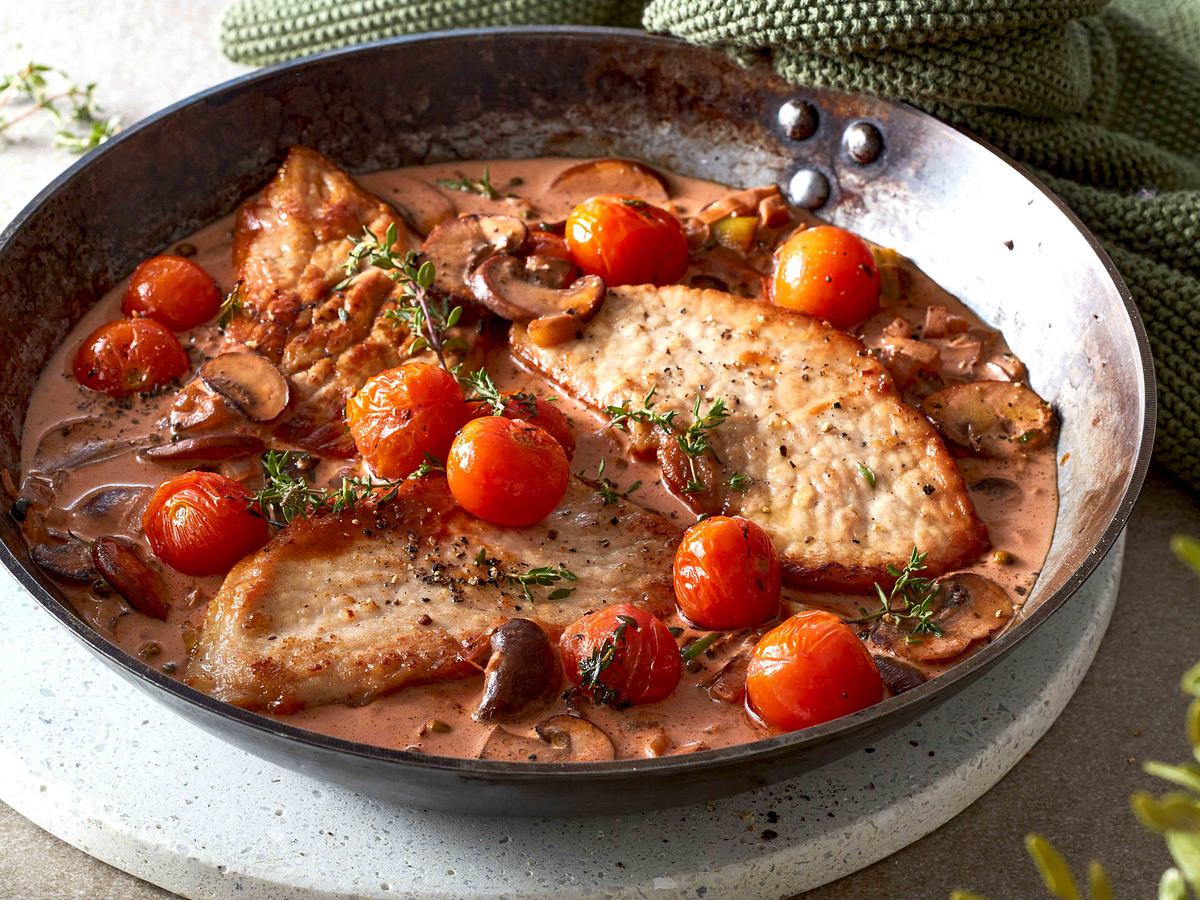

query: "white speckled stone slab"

left=0, top=537, right=1122, bottom=899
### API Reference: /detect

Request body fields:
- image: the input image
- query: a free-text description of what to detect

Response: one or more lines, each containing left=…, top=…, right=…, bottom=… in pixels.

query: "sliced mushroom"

left=421, top=214, right=528, bottom=299
left=922, top=381, right=1055, bottom=457
left=478, top=715, right=616, bottom=762
left=388, top=174, right=458, bottom=235
left=872, top=572, right=1013, bottom=663
left=873, top=655, right=926, bottom=694
left=199, top=353, right=290, bottom=423
left=76, top=486, right=150, bottom=519
left=31, top=538, right=97, bottom=584
left=140, top=434, right=266, bottom=464
left=549, top=158, right=669, bottom=206
left=477, top=726, right=545, bottom=761
left=33, top=418, right=143, bottom=472
left=91, top=536, right=169, bottom=620
left=534, top=715, right=616, bottom=761
left=704, top=648, right=751, bottom=704
left=473, top=618, right=562, bottom=722
left=697, top=185, right=781, bottom=225
left=470, top=254, right=606, bottom=348
left=658, top=435, right=722, bottom=516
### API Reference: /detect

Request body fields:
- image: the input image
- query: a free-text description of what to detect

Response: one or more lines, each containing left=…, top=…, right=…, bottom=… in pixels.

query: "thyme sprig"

left=578, top=613, right=638, bottom=707
left=595, top=459, right=641, bottom=506
left=0, top=62, right=119, bottom=153
left=337, top=223, right=464, bottom=374
left=849, top=547, right=943, bottom=640
left=505, top=564, right=577, bottom=602
left=604, top=387, right=677, bottom=435
left=436, top=168, right=502, bottom=200
left=252, top=451, right=326, bottom=526
left=604, top=390, right=733, bottom=495
left=677, top=396, right=729, bottom=493
left=250, top=450, right=407, bottom=527
left=216, top=281, right=243, bottom=332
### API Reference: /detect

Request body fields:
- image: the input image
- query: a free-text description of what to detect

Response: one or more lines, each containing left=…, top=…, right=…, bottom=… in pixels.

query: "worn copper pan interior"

left=0, top=28, right=1153, bottom=816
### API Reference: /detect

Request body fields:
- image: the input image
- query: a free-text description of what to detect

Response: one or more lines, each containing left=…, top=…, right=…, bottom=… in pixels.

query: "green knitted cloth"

left=221, top=0, right=1200, bottom=489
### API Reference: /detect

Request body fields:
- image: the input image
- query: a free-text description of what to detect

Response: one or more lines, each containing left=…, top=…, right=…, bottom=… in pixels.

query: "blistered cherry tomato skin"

left=559, top=603, right=682, bottom=706
left=72, top=318, right=190, bottom=397
left=446, top=415, right=569, bottom=526
left=465, top=393, right=576, bottom=458
left=771, top=225, right=881, bottom=329
left=745, top=610, right=884, bottom=732
left=142, top=471, right=269, bottom=577
left=673, top=516, right=781, bottom=630
left=565, top=195, right=689, bottom=286
left=345, top=362, right=467, bottom=479
left=120, top=255, right=223, bottom=331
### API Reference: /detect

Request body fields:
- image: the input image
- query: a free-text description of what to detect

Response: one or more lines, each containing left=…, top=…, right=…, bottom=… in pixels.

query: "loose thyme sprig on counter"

left=849, top=547, right=943, bottom=640
left=337, top=223, right=464, bottom=374
left=0, top=62, right=120, bottom=153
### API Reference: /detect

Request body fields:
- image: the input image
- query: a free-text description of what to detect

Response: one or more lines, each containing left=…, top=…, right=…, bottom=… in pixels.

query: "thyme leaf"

left=216, top=281, right=244, bottom=332
left=460, top=368, right=507, bottom=415
left=727, top=472, right=753, bottom=492
left=436, top=168, right=501, bottom=200
left=677, top=395, right=729, bottom=492
left=577, top=613, right=638, bottom=707
left=595, top=459, right=640, bottom=506
left=604, top=387, right=677, bottom=435
left=250, top=450, right=406, bottom=526
left=0, top=62, right=119, bottom=153
left=680, top=631, right=721, bottom=662
left=848, top=547, right=943, bottom=639
left=857, top=462, right=876, bottom=489
left=338, top=224, right=462, bottom=375
left=505, top=564, right=577, bottom=603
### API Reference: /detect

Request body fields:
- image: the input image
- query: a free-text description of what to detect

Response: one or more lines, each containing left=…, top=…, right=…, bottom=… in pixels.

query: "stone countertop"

left=2, top=3, right=1196, bottom=897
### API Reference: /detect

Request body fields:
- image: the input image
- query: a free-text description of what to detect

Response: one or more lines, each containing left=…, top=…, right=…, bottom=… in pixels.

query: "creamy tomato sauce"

left=15, top=157, right=1058, bottom=760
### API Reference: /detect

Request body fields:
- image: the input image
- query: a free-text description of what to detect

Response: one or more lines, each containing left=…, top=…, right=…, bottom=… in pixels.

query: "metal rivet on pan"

left=786, top=169, right=830, bottom=210
left=843, top=121, right=884, bottom=164
left=778, top=99, right=818, bottom=141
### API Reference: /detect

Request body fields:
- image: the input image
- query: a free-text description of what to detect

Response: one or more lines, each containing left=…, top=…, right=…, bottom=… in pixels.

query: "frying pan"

left=0, top=27, right=1154, bottom=817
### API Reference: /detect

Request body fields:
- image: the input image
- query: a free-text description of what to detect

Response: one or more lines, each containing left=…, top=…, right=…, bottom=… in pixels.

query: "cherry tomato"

left=465, top=392, right=575, bottom=458
left=346, top=362, right=467, bottom=479
left=72, top=318, right=189, bottom=397
left=559, top=603, right=682, bottom=707
left=673, top=515, right=781, bottom=629
left=771, top=225, right=881, bottom=329
left=120, top=255, right=223, bottom=331
left=745, top=610, right=884, bottom=732
left=142, top=471, right=269, bottom=576
left=446, top=415, right=568, bottom=526
left=565, top=195, right=688, bottom=286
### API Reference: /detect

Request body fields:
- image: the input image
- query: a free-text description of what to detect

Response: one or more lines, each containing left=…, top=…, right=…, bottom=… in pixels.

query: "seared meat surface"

left=174, top=147, right=482, bottom=456
left=186, top=477, right=678, bottom=712
left=511, top=284, right=989, bottom=589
